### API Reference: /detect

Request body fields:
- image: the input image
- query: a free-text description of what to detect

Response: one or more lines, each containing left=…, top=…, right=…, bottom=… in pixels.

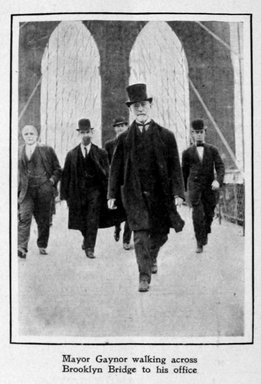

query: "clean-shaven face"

left=130, top=100, right=152, bottom=123
left=114, top=123, right=128, bottom=137
left=79, top=129, right=93, bottom=146
left=22, top=125, right=38, bottom=145
left=192, top=129, right=206, bottom=144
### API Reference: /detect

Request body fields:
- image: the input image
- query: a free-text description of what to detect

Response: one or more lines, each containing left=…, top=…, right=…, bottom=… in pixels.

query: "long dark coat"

left=18, top=144, right=62, bottom=204
left=108, top=120, right=185, bottom=232
left=60, top=143, right=124, bottom=230
left=104, top=138, right=117, bottom=164
left=182, top=143, right=225, bottom=206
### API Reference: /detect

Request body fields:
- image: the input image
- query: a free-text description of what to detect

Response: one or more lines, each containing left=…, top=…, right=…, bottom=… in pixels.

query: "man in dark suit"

left=60, top=118, right=111, bottom=259
left=105, top=116, right=132, bottom=250
left=182, top=119, right=225, bottom=253
left=108, top=83, right=185, bottom=292
left=18, top=125, right=62, bottom=258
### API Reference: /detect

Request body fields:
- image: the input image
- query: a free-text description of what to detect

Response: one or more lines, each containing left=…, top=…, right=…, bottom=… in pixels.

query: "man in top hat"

left=60, top=118, right=110, bottom=259
left=182, top=119, right=225, bottom=253
left=107, top=83, right=185, bottom=292
left=105, top=116, right=132, bottom=250
left=18, top=124, right=62, bottom=258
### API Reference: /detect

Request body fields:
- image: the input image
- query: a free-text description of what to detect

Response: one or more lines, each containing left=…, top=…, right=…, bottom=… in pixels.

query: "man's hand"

left=211, top=180, right=220, bottom=190
left=108, top=198, right=117, bottom=210
left=175, top=196, right=183, bottom=207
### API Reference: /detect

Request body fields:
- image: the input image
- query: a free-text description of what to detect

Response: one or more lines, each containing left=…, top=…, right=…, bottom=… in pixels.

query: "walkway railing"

left=216, top=170, right=245, bottom=235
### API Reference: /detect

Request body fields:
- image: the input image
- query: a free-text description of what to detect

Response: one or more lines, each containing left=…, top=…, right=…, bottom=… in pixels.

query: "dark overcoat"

left=60, top=143, right=124, bottom=230
left=104, top=138, right=117, bottom=164
left=108, top=120, right=185, bottom=232
left=18, top=144, right=62, bottom=204
left=182, top=143, right=225, bottom=206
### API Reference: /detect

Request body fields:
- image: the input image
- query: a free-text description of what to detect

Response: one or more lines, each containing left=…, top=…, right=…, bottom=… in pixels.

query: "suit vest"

left=25, top=147, right=48, bottom=188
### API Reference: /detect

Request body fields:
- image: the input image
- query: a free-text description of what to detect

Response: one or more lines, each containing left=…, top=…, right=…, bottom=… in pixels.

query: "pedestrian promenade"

left=17, top=203, right=245, bottom=340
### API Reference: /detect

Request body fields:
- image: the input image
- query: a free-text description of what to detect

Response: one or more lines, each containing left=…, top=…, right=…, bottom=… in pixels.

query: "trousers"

left=192, top=194, right=216, bottom=244
left=115, top=220, right=132, bottom=243
left=18, top=181, right=54, bottom=251
left=133, top=230, right=168, bottom=282
left=80, top=188, right=102, bottom=251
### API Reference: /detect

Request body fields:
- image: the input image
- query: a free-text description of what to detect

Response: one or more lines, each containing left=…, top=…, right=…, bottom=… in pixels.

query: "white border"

left=11, top=12, right=253, bottom=345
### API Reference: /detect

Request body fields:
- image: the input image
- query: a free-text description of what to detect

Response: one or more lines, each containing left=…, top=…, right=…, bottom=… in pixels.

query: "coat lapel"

left=20, top=145, right=27, bottom=168
left=125, top=122, right=140, bottom=173
left=150, top=120, right=165, bottom=154
left=125, top=121, right=135, bottom=153
left=90, top=144, right=107, bottom=177
left=38, top=145, right=48, bottom=169
left=201, top=143, right=210, bottom=167
left=192, top=145, right=203, bottom=164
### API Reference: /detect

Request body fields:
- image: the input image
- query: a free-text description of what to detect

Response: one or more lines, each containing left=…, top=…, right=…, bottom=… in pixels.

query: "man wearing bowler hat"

left=105, top=116, right=132, bottom=250
left=108, top=83, right=185, bottom=292
left=60, top=118, right=110, bottom=259
left=182, top=119, right=225, bottom=253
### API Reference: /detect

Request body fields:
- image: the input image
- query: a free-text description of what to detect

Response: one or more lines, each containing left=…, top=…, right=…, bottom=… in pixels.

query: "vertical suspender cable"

left=189, top=77, right=244, bottom=176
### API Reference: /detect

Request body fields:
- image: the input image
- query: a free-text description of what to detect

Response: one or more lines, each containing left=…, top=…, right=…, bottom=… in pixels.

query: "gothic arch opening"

left=40, top=21, right=101, bottom=164
left=129, top=21, right=190, bottom=155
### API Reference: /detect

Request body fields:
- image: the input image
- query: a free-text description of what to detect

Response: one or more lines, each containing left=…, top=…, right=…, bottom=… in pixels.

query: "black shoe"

left=196, top=242, right=203, bottom=253
left=114, top=231, right=120, bottom=242
left=151, top=261, right=158, bottom=274
left=123, top=242, right=131, bottom=250
left=139, top=275, right=150, bottom=292
left=85, top=249, right=95, bottom=259
left=139, top=276, right=150, bottom=292
left=18, top=249, right=26, bottom=259
left=39, top=248, right=48, bottom=255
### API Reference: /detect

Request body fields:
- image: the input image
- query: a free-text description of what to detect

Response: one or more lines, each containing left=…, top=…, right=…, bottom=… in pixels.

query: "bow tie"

left=196, top=143, right=204, bottom=147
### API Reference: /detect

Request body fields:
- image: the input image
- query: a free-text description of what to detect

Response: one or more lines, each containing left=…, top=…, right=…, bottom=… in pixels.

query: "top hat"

left=125, top=83, right=153, bottom=107
left=191, top=119, right=205, bottom=131
left=76, top=118, right=94, bottom=131
left=113, top=116, right=128, bottom=127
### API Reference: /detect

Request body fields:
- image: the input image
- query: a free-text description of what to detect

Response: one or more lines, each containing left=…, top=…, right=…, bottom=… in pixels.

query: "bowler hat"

left=113, top=116, right=128, bottom=127
left=125, top=83, right=153, bottom=107
left=191, top=119, right=205, bottom=131
left=77, top=118, right=94, bottom=131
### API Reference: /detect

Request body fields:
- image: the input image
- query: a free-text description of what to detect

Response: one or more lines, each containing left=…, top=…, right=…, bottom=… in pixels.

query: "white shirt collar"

left=196, top=145, right=204, bottom=160
left=135, top=119, right=151, bottom=132
left=81, top=143, right=92, bottom=156
left=25, top=143, right=37, bottom=158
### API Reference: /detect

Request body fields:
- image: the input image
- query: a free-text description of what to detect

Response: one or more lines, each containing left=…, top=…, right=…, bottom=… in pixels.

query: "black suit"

left=182, top=143, right=225, bottom=245
left=18, top=144, right=62, bottom=253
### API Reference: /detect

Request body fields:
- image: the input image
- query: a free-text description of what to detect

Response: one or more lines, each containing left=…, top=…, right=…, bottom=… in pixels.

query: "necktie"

left=84, top=147, right=88, bottom=158
left=137, top=122, right=150, bottom=135
left=196, top=143, right=204, bottom=147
